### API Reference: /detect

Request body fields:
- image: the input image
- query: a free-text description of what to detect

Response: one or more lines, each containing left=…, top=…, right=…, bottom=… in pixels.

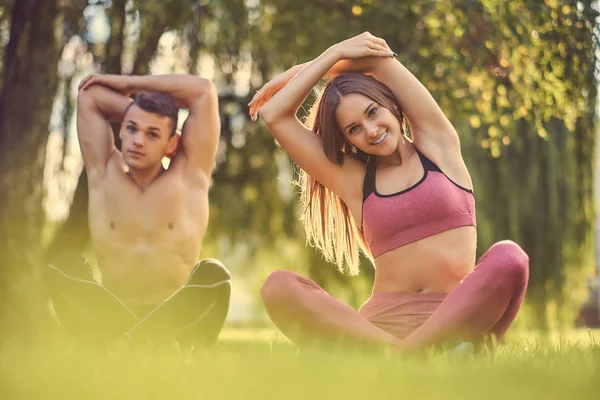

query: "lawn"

left=1, top=328, right=598, bottom=400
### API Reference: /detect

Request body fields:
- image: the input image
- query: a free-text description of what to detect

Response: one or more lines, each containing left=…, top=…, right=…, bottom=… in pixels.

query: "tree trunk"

left=0, top=0, right=15, bottom=87
left=104, top=0, right=126, bottom=75
left=44, top=171, right=89, bottom=275
left=131, top=17, right=167, bottom=75
left=45, top=0, right=127, bottom=270
left=0, top=0, right=65, bottom=341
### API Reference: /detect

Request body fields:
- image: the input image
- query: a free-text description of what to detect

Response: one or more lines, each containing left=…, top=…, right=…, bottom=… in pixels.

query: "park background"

left=0, top=1, right=599, bottom=398
left=1, top=0, right=599, bottom=337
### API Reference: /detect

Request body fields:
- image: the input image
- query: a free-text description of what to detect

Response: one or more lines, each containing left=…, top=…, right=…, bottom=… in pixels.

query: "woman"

left=249, top=32, right=529, bottom=350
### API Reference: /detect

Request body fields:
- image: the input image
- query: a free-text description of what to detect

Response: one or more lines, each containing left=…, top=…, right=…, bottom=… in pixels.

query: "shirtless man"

left=47, top=74, right=230, bottom=346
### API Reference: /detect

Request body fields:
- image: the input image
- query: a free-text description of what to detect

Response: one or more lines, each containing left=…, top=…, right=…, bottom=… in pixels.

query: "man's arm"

left=76, top=84, right=131, bottom=178
left=124, top=75, right=220, bottom=182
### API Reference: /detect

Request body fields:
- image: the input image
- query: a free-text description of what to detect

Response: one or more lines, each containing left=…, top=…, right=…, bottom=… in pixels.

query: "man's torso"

left=87, top=153, right=209, bottom=306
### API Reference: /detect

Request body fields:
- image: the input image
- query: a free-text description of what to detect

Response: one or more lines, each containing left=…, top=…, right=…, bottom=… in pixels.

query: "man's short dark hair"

left=124, top=91, right=179, bottom=137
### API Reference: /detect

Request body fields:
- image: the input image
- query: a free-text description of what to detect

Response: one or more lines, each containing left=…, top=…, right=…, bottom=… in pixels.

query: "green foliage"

left=34, top=0, right=600, bottom=327
left=208, top=0, right=599, bottom=325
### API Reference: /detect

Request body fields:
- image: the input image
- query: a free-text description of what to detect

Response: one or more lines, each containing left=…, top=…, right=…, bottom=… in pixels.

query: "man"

left=47, top=74, right=230, bottom=346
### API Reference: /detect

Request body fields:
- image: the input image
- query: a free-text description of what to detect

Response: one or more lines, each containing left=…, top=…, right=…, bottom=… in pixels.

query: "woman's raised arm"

left=255, top=33, right=392, bottom=199
left=251, top=35, right=458, bottom=156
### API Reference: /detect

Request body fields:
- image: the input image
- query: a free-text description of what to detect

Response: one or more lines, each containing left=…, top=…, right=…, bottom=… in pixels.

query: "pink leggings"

left=261, top=240, right=529, bottom=349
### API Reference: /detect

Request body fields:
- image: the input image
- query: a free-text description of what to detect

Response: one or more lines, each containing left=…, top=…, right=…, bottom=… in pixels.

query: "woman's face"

left=335, top=93, right=401, bottom=156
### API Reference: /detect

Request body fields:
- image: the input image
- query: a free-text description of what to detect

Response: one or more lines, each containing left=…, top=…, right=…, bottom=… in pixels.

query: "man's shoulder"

left=86, top=150, right=125, bottom=187
left=165, top=153, right=212, bottom=190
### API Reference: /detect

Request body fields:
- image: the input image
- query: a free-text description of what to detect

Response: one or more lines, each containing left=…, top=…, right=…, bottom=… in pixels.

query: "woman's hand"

left=328, top=32, right=395, bottom=61
left=248, top=65, right=302, bottom=121
left=248, top=33, right=395, bottom=121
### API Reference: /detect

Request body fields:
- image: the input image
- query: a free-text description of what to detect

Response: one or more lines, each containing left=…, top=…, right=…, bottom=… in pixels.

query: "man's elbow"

left=191, top=77, right=217, bottom=98
left=77, top=86, right=98, bottom=110
left=78, top=84, right=110, bottom=104
left=186, top=78, right=218, bottom=112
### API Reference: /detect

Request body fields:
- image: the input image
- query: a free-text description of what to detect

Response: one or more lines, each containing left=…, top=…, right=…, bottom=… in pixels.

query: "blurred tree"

left=45, top=0, right=203, bottom=271
left=0, top=0, right=594, bottom=337
left=235, top=0, right=598, bottom=327
left=0, top=0, right=15, bottom=86
left=69, top=0, right=600, bottom=328
left=47, top=0, right=303, bottom=273
left=0, top=0, right=68, bottom=341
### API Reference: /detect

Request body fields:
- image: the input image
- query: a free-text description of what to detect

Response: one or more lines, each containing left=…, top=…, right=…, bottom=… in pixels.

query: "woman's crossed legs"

left=261, top=240, right=529, bottom=350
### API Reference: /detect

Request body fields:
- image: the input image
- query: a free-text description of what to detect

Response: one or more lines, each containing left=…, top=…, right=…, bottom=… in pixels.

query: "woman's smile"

left=370, top=130, right=388, bottom=145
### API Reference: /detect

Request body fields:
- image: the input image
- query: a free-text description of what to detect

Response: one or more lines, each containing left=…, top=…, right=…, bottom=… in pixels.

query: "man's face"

left=119, top=105, right=177, bottom=170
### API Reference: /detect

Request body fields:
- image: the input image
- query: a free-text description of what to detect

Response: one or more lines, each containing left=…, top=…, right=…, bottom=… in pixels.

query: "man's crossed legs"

left=46, top=259, right=231, bottom=347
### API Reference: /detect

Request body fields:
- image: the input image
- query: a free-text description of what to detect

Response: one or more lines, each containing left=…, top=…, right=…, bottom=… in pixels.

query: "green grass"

left=1, top=329, right=599, bottom=400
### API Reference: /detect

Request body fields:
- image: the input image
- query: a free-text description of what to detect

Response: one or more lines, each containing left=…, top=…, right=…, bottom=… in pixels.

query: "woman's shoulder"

left=413, top=140, right=473, bottom=191
left=335, top=154, right=369, bottom=200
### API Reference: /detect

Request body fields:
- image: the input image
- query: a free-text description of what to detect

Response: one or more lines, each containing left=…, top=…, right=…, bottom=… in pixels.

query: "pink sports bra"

left=361, top=150, right=476, bottom=258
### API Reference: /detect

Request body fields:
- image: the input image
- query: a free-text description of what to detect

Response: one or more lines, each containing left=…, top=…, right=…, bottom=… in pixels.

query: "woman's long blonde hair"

left=298, top=73, right=406, bottom=275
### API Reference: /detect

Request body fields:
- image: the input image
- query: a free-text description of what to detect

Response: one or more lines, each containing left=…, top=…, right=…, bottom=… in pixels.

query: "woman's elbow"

left=259, top=104, right=275, bottom=125
left=259, top=103, right=288, bottom=126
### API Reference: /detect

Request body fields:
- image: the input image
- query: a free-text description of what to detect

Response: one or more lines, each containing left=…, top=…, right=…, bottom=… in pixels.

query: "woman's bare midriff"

left=372, top=226, right=477, bottom=294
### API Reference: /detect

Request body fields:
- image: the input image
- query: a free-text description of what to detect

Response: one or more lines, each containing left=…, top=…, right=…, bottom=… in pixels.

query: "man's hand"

left=78, top=74, right=131, bottom=95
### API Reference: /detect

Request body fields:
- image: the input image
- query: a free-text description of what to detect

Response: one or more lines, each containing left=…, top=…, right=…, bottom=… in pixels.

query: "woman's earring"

left=351, top=146, right=357, bottom=154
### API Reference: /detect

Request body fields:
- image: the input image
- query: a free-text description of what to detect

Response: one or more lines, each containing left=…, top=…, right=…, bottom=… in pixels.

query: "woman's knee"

left=477, top=240, right=529, bottom=289
left=486, top=240, right=529, bottom=284
left=261, top=270, right=304, bottom=307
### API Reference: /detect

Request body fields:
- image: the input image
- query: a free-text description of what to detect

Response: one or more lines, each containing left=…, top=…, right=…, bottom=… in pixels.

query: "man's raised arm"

left=78, top=74, right=219, bottom=181
left=77, top=79, right=131, bottom=177
left=123, top=75, right=219, bottom=181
